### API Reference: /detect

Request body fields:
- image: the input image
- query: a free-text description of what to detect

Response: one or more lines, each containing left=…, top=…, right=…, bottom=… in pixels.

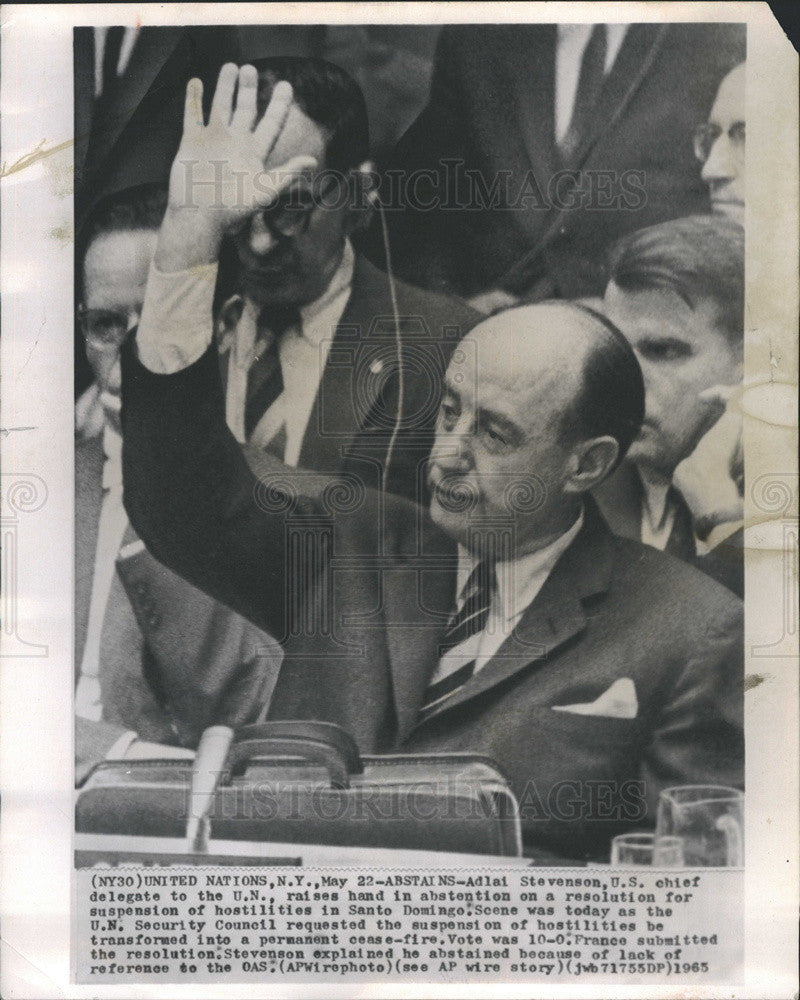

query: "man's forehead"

left=464, top=303, right=597, bottom=370
left=259, top=79, right=328, bottom=169
left=605, top=283, right=724, bottom=343
left=446, top=304, right=586, bottom=407
left=711, top=65, right=745, bottom=122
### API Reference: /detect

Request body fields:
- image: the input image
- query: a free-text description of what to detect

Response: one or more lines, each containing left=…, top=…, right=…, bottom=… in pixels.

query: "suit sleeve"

left=120, top=341, right=385, bottom=643
left=121, top=342, right=296, bottom=637
left=641, top=600, right=744, bottom=817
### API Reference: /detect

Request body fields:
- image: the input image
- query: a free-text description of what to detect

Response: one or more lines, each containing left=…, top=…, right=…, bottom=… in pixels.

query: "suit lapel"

left=299, top=255, right=392, bottom=473
left=507, top=26, right=560, bottom=189
left=73, top=28, right=96, bottom=185
left=87, top=27, right=182, bottom=184
left=497, top=24, right=668, bottom=291
left=75, top=436, right=105, bottom=678
left=567, top=24, right=668, bottom=170
left=408, top=501, right=616, bottom=734
left=383, top=543, right=458, bottom=745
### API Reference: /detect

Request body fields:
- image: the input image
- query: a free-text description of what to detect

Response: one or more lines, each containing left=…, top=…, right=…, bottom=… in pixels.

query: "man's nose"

left=432, top=425, right=474, bottom=473
left=247, top=213, right=277, bottom=255
left=701, top=134, right=736, bottom=183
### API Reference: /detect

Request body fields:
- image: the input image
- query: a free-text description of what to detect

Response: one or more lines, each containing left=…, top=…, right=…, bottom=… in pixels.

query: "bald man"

left=121, top=69, right=743, bottom=861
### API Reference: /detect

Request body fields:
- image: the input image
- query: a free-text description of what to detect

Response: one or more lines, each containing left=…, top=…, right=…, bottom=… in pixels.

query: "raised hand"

left=157, top=64, right=317, bottom=272
left=673, top=384, right=744, bottom=538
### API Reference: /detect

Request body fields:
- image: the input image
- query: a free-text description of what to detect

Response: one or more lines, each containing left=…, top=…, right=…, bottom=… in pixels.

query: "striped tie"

left=418, top=561, right=496, bottom=719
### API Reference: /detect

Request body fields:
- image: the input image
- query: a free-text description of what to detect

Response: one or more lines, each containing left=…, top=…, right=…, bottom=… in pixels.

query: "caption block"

left=76, top=866, right=742, bottom=984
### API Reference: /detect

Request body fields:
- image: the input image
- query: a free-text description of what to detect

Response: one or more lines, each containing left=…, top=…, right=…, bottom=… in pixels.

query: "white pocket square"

left=552, top=678, right=638, bottom=719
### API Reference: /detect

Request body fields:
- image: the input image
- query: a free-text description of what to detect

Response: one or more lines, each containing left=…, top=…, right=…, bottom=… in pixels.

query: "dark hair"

left=562, top=302, right=646, bottom=470
left=251, top=56, right=369, bottom=172
left=78, top=183, right=167, bottom=297
left=84, top=183, right=168, bottom=246
left=608, top=215, right=744, bottom=350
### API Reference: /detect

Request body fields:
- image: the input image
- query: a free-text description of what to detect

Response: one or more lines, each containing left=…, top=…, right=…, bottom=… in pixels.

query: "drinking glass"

left=656, top=785, right=744, bottom=867
left=611, top=832, right=685, bottom=866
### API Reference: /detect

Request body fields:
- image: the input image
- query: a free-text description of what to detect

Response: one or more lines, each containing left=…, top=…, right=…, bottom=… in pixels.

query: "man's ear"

left=344, top=160, right=377, bottom=234
left=563, top=436, right=620, bottom=495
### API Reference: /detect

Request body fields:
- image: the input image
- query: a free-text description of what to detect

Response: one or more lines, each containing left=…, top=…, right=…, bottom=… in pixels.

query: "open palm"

left=168, top=63, right=316, bottom=236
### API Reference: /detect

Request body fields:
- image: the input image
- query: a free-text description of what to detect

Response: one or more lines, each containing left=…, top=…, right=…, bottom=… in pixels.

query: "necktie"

left=665, top=486, right=697, bottom=560
left=244, top=306, right=300, bottom=441
left=559, top=24, right=607, bottom=163
left=418, top=561, right=496, bottom=718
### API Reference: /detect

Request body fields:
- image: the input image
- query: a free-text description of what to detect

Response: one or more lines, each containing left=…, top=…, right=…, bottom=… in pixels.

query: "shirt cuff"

left=105, top=729, right=139, bottom=760
left=136, top=259, right=219, bottom=374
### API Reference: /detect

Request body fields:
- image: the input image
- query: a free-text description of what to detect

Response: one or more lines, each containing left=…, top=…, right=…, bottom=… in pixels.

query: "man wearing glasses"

left=146, top=56, right=477, bottom=502
left=694, top=62, right=745, bottom=224
left=75, top=185, right=284, bottom=774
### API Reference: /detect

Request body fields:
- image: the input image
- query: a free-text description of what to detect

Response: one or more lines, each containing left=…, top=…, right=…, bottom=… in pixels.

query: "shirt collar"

left=638, top=465, right=673, bottom=532
left=556, top=23, right=630, bottom=72
left=298, top=238, right=354, bottom=337
left=216, top=239, right=355, bottom=357
left=102, top=425, right=123, bottom=492
left=456, top=507, right=585, bottom=623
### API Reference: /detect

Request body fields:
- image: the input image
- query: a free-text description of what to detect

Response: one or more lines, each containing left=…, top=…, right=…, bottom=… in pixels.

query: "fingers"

left=253, top=80, right=294, bottom=160
left=210, top=63, right=239, bottom=126
left=699, top=383, right=739, bottom=407
left=231, top=64, right=258, bottom=131
left=183, top=78, right=204, bottom=137
left=254, top=155, right=318, bottom=208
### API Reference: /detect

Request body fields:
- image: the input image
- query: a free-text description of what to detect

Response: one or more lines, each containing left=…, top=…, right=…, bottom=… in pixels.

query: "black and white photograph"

left=0, top=3, right=797, bottom=997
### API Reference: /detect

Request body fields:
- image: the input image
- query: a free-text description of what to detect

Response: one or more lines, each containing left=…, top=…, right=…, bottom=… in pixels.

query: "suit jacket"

left=75, top=434, right=281, bottom=759
left=74, top=26, right=240, bottom=396
left=74, top=26, right=240, bottom=228
left=593, top=461, right=744, bottom=597
left=219, top=253, right=479, bottom=504
left=368, top=23, right=746, bottom=298
left=121, top=345, right=744, bottom=860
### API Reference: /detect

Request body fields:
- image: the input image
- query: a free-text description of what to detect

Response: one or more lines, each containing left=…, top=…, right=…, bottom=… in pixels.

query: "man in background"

left=73, top=26, right=241, bottom=397
left=695, top=62, right=746, bottom=223
left=75, top=185, right=282, bottom=779
left=155, top=57, right=477, bottom=503
left=120, top=68, right=743, bottom=858
left=596, top=214, right=745, bottom=595
left=370, top=23, right=745, bottom=311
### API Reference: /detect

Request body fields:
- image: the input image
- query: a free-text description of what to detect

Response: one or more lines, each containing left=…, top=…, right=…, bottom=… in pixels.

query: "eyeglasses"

left=693, top=120, right=745, bottom=163
left=249, top=176, right=342, bottom=239
left=77, top=305, right=136, bottom=350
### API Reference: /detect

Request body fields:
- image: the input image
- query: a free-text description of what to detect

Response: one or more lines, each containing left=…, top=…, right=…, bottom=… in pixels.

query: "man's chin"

left=711, top=199, right=744, bottom=224
left=429, top=493, right=467, bottom=545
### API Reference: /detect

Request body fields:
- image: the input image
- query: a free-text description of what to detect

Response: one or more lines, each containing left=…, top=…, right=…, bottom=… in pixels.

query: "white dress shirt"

left=554, top=24, right=630, bottom=143
left=427, top=509, right=585, bottom=689
left=93, top=26, right=140, bottom=98
left=638, top=467, right=677, bottom=551
left=138, top=241, right=355, bottom=467
left=75, top=427, right=127, bottom=723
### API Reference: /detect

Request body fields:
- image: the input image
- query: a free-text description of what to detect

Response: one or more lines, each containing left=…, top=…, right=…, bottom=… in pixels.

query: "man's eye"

left=637, top=339, right=692, bottom=362
left=439, top=401, right=458, bottom=428
left=729, top=121, right=746, bottom=145
left=482, top=426, right=507, bottom=448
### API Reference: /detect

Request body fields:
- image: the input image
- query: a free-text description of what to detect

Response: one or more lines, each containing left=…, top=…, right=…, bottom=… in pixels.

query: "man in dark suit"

left=75, top=185, right=283, bottom=776
left=74, top=25, right=241, bottom=395
left=148, top=57, right=477, bottom=504
left=368, top=23, right=745, bottom=309
left=122, top=80, right=743, bottom=855
left=121, top=68, right=742, bottom=860
left=595, top=215, right=745, bottom=596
